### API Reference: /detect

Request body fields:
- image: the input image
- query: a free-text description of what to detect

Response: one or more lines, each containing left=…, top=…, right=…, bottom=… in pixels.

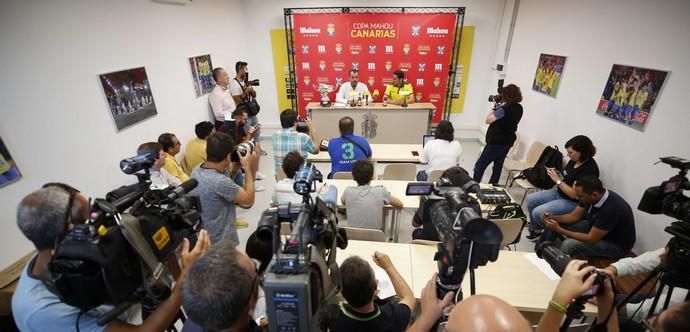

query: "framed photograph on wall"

left=0, top=136, right=22, bottom=188
left=189, top=54, right=215, bottom=97
left=99, top=67, right=157, bottom=131
left=595, top=64, right=669, bottom=131
left=532, top=53, right=567, bottom=98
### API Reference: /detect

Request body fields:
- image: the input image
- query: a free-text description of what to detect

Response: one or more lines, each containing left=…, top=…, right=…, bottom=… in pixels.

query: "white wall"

left=239, top=0, right=508, bottom=136
left=0, top=0, right=247, bottom=268
left=504, top=0, right=690, bottom=252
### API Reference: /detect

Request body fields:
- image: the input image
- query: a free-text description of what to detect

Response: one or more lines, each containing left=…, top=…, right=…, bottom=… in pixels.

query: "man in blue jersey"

left=327, top=116, right=372, bottom=178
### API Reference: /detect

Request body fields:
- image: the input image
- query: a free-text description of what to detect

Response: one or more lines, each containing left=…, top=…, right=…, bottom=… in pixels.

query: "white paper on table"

left=333, top=102, right=347, bottom=107
left=525, top=253, right=561, bottom=280
left=374, top=268, right=396, bottom=299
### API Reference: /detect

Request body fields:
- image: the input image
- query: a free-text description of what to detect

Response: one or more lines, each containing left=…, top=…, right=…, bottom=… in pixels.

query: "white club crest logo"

left=415, top=92, right=423, bottom=102
left=437, top=46, right=445, bottom=55
left=301, top=45, right=309, bottom=54
left=368, top=77, right=375, bottom=87
left=319, top=61, right=326, bottom=71
left=303, top=76, right=311, bottom=87
left=433, top=77, right=441, bottom=87
left=335, top=44, right=343, bottom=55
left=411, top=25, right=421, bottom=37
left=418, top=63, right=426, bottom=72
left=327, top=23, right=336, bottom=36
left=385, top=61, right=392, bottom=72
left=403, top=44, right=411, bottom=55
left=335, top=77, right=343, bottom=87
left=351, top=62, right=359, bottom=70
left=368, top=45, right=376, bottom=54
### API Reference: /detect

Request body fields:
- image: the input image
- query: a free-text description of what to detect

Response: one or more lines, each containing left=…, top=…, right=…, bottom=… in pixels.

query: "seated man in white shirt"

left=335, top=69, right=371, bottom=105
left=137, top=142, right=182, bottom=189
left=273, top=151, right=328, bottom=205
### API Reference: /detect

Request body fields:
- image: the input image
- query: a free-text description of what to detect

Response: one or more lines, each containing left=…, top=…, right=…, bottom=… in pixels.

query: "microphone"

left=167, top=179, right=198, bottom=202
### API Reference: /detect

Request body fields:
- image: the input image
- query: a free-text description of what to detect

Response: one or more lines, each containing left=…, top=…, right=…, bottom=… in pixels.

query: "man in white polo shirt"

left=335, top=69, right=370, bottom=105
left=209, top=67, right=235, bottom=130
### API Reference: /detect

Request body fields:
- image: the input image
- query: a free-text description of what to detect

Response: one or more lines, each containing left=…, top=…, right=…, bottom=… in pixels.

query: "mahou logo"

left=300, top=26, right=321, bottom=36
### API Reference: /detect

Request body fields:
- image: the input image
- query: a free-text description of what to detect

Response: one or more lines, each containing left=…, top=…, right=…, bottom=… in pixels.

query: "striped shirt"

left=271, top=128, right=317, bottom=172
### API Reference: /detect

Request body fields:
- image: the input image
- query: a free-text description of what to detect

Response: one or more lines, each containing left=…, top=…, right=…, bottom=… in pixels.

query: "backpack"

left=487, top=202, right=527, bottom=245
left=514, top=145, right=564, bottom=189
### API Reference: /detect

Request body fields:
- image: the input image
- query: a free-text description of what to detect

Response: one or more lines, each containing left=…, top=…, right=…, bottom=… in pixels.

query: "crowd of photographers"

left=9, top=68, right=689, bottom=332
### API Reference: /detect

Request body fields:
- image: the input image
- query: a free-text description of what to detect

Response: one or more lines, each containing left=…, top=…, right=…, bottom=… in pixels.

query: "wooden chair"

left=378, top=163, right=417, bottom=181
left=504, top=141, right=546, bottom=187
left=342, top=226, right=388, bottom=242
left=490, top=218, right=526, bottom=250
left=426, top=169, right=444, bottom=183
left=333, top=172, right=354, bottom=180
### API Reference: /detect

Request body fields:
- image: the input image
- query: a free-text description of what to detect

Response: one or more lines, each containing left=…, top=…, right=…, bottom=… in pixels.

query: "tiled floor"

left=236, top=138, right=537, bottom=253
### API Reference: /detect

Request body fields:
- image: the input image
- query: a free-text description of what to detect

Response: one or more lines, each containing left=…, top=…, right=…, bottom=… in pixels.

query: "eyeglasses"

left=42, top=182, right=80, bottom=224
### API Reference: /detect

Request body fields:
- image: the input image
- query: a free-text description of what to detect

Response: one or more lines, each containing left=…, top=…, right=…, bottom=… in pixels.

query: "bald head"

left=446, top=295, right=531, bottom=332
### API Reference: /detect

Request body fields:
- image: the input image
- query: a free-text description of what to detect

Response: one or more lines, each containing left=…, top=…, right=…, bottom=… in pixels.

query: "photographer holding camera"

left=271, top=109, right=319, bottom=174
left=12, top=184, right=211, bottom=332
left=230, top=61, right=266, bottom=158
left=191, top=132, right=258, bottom=245
left=473, top=83, right=523, bottom=185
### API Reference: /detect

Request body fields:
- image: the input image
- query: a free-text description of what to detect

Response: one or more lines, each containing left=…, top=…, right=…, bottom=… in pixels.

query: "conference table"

left=327, top=180, right=516, bottom=242
left=337, top=240, right=597, bottom=315
left=308, top=143, right=422, bottom=163
left=307, top=102, right=435, bottom=144
left=327, top=179, right=419, bottom=242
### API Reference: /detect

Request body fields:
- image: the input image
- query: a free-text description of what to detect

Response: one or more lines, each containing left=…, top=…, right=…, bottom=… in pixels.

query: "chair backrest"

left=342, top=226, right=387, bottom=242
left=507, top=131, right=521, bottom=159
left=427, top=169, right=445, bottom=183
left=333, top=172, right=354, bottom=180
left=410, top=239, right=440, bottom=246
left=525, top=141, right=547, bottom=165
left=276, top=168, right=288, bottom=181
left=490, top=218, right=525, bottom=247
left=381, top=163, right=417, bottom=181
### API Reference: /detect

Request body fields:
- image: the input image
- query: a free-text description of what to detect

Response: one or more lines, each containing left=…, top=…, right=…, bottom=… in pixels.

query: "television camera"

left=42, top=152, right=201, bottom=325
left=617, top=156, right=690, bottom=318
left=258, top=163, right=347, bottom=332
left=406, top=168, right=502, bottom=311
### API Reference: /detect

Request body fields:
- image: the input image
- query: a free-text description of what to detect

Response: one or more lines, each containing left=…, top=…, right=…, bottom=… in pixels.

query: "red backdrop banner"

left=292, top=13, right=457, bottom=122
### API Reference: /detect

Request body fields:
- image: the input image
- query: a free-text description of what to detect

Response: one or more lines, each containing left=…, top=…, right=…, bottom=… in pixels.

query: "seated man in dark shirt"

left=539, top=175, right=636, bottom=259
left=320, top=252, right=415, bottom=332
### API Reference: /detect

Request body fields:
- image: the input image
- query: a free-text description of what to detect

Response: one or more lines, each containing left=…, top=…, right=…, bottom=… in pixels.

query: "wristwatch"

left=556, top=180, right=562, bottom=185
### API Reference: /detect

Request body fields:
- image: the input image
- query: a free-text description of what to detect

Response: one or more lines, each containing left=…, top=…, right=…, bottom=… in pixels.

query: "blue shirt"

left=12, top=256, right=111, bottom=332
left=327, top=134, right=372, bottom=178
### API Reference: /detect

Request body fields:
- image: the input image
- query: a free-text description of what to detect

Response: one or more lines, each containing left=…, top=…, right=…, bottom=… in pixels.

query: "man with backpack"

left=473, top=84, right=524, bottom=185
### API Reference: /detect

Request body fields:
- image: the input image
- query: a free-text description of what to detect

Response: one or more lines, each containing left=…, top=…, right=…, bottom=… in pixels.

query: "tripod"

left=616, top=265, right=690, bottom=319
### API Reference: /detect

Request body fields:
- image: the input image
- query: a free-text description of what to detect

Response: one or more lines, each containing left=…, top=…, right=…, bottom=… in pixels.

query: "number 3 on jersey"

left=341, top=143, right=355, bottom=160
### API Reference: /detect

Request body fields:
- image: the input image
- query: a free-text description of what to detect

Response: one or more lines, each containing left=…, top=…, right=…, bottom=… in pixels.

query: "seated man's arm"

left=105, top=230, right=211, bottom=332
left=606, top=247, right=665, bottom=278
left=406, top=86, right=415, bottom=104
left=389, top=196, right=404, bottom=209
left=373, top=252, right=415, bottom=312
left=545, top=220, right=609, bottom=245
left=335, top=86, right=348, bottom=104
left=305, top=121, right=319, bottom=154
left=552, top=205, right=586, bottom=225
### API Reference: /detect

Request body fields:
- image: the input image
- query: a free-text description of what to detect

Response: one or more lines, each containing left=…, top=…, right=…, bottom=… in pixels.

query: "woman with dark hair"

left=473, top=84, right=524, bottom=185
left=526, top=135, right=600, bottom=240
left=417, top=120, right=462, bottom=181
